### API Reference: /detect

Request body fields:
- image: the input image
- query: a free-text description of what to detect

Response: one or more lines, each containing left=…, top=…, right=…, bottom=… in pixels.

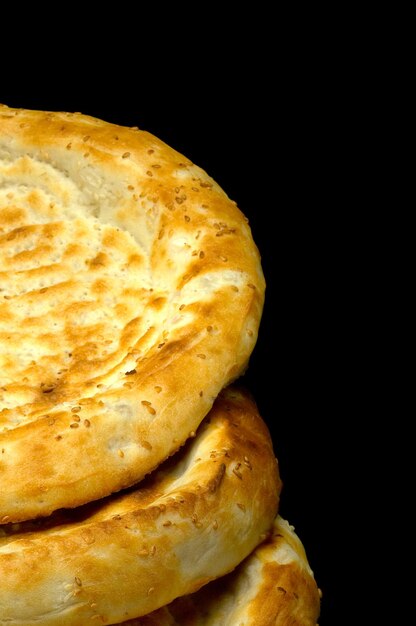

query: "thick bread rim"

left=0, top=387, right=281, bottom=625
left=123, top=516, right=321, bottom=626
left=0, top=105, right=265, bottom=522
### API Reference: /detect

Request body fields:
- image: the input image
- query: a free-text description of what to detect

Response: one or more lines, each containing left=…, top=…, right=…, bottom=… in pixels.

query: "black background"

left=1, top=89, right=344, bottom=623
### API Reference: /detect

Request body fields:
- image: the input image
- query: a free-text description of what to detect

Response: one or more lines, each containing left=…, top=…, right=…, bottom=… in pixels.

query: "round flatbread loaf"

left=0, top=387, right=280, bottom=625
left=122, top=516, right=321, bottom=626
left=0, top=105, right=265, bottom=523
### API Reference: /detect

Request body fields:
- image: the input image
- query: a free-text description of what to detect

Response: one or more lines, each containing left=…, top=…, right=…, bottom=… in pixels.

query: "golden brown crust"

left=122, top=516, right=321, bottom=626
left=0, top=387, right=280, bottom=625
left=0, top=104, right=265, bottom=523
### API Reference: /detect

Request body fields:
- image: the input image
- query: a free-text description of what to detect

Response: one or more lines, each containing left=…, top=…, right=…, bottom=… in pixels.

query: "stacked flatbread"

left=0, top=105, right=320, bottom=624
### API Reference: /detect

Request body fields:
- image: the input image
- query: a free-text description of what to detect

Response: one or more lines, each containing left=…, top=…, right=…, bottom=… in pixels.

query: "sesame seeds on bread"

left=0, top=105, right=265, bottom=523
left=122, top=516, right=321, bottom=626
left=0, top=387, right=280, bottom=625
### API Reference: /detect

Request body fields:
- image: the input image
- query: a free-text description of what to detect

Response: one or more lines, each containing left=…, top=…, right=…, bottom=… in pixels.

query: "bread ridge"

left=0, top=105, right=265, bottom=522
left=0, top=387, right=280, bottom=625
left=113, top=516, right=321, bottom=626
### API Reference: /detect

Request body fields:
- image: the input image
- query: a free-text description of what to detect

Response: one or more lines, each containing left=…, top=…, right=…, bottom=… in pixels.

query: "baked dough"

left=0, top=105, right=265, bottom=523
left=122, top=516, right=321, bottom=626
left=0, top=387, right=280, bottom=625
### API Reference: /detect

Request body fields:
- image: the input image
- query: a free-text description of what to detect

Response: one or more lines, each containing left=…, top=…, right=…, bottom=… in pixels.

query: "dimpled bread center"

left=0, top=155, right=164, bottom=421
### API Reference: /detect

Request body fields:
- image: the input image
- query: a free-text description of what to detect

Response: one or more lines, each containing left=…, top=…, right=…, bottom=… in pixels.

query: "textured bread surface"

left=121, top=516, right=321, bottom=626
left=0, top=386, right=280, bottom=625
left=0, top=104, right=265, bottom=523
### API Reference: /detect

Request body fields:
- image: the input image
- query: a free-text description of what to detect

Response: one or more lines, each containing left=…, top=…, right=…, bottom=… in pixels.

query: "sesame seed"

left=237, top=503, right=246, bottom=512
left=199, top=250, right=205, bottom=259
left=244, top=456, right=252, bottom=469
left=84, top=419, right=91, bottom=428
left=212, top=520, right=218, bottom=530
left=154, top=386, right=162, bottom=393
left=118, top=449, right=124, bottom=458
left=145, top=405, right=156, bottom=415
left=122, top=152, right=131, bottom=159
left=196, top=353, right=206, bottom=359
left=75, top=576, right=82, bottom=586
left=70, top=423, right=79, bottom=429
left=147, top=587, right=155, bottom=596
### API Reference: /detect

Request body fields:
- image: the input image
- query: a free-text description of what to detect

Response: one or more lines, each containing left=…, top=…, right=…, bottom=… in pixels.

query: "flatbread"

left=0, top=387, right=280, bottom=625
left=123, top=516, right=321, bottom=626
left=0, top=105, right=265, bottom=523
